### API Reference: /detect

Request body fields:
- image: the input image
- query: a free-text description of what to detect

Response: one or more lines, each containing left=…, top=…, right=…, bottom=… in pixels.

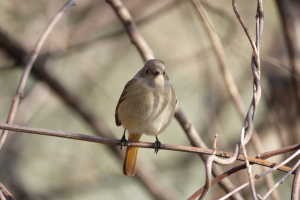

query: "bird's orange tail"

left=123, top=133, right=142, bottom=176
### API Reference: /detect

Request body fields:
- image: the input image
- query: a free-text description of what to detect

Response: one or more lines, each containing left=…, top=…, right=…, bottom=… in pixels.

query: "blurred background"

left=0, top=0, right=300, bottom=199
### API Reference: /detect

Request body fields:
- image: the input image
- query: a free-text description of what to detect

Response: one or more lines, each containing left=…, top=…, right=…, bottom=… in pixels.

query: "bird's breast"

left=117, top=80, right=176, bottom=135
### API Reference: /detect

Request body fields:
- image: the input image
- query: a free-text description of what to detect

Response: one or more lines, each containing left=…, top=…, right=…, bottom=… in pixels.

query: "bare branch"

left=192, top=0, right=245, bottom=118
left=188, top=164, right=247, bottom=200
left=0, top=182, right=16, bottom=200
left=257, top=143, right=300, bottom=160
left=220, top=157, right=300, bottom=200
left=292, top=165, right=300, bottom=200
left=0, top=123, right=293, bottom=173
left=190, top=143, right=300, bottom=200
left=256, top=149, right=300, bottom=180
left=0, top=190, right=5, bottom=200
left=262, top=158, right=300, bottom=199
left=106, top=0, right=154, bottom=61
left=231, top=1, right=264, bottom=199
left=275, top=0, right=300, bottom=112
left=0, top=0, right=77, bottom=150
left=175, top=105, right=243, bottom=199
left=219, top=182, right=250, bottom=200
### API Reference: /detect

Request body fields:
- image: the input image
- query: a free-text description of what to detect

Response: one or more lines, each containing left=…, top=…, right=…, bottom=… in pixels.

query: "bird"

left=115, top=59, right=177, bottom=176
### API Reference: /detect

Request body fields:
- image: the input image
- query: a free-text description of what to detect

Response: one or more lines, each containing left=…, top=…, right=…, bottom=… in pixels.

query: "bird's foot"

left=116, top=129, right=128, bottom=149
left=154, top=135, right=161, bottom=154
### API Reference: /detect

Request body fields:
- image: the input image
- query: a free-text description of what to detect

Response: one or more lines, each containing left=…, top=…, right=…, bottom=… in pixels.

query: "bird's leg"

left=115, top=129, right=128, bottom=149
left=154, top=135, right=161, bottom=154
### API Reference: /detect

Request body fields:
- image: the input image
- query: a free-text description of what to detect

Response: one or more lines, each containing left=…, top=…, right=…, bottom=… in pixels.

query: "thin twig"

left=0, top=123, right=292, bottom=172
left=257, top=143, right=300, bottom=160
left=192, top=1, right=269, bottom=199
left=188, top=164, right=247, bottom=200
left=175, top=106, right=244, bottom=200
left=198, top=134, right=218, bottom=200
left=0, top=190, right=5, bottom=200
left=292, top=164, right=300, bottom=200
left=0, top=182, right=16, bottom=200
left=262, top=158, right=300, bottom=199
left=194, top=0, right=265, bottom=198
left=190, top=145, right=300, bottom=200
left=219, top=182, right=250, bottom=200
left=192, top=0, right=245, bottom=119
left=0, top=0, right=77, bottom=150
left=191, top=3, right=279, bottom=198
left=231, top=0, right=264, bottom=199
left=240, top=127, right=256, bottom=199
left=255, top=149, right=300, bottom=180
left=220, top=156, right=300, bottom=200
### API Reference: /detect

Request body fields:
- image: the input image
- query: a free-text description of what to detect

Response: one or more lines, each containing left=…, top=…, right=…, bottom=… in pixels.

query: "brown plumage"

left=115, top=59, right=177, bottom=176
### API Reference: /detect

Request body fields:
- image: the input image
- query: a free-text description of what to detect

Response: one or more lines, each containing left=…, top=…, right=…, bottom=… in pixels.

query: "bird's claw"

left=154, top=136, right=161, bottom=154
left=116, top=133, right=128, bottom=149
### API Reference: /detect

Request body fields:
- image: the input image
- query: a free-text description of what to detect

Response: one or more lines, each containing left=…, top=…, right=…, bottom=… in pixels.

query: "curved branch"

left=0, top=0, right=77, bottom=150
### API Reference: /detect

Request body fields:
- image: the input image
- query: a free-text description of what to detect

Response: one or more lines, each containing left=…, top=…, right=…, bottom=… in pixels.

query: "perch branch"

left=0, top=123, right=292, bottom=173
left=0, top=0, right=77, bottom=150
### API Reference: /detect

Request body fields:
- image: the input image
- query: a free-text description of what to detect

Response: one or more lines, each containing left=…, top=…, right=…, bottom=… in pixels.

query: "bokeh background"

left=0, top=0, right=300, bottom=199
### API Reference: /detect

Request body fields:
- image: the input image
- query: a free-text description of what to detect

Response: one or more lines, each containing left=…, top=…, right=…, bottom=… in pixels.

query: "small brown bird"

left=115, top=59, right=177, bottom=176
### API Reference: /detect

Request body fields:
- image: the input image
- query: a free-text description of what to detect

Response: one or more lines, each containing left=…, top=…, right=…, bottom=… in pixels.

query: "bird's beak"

left=153, top=71, right=160, bottom=76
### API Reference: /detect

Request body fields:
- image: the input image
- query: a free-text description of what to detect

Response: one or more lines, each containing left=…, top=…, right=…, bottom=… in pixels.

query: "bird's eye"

left=145, top=69, right=149, bottom=74
left=163, top=71, right=166, bottom=76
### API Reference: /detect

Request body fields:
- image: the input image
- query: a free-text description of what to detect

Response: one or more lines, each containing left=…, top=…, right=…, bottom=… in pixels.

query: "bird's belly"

left=118, top=84, right=175, bottom=135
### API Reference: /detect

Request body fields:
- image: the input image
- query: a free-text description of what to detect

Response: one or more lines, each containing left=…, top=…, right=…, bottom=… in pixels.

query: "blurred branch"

left=292, top=165, right=300, bottom=200
left=256, top=149, right=300, bottom=197
left=192, top=0, right=245, bottom=119
left=0, top=191, right=5, bottom=200
left=192, top=0, right=266, bottom=160
left=192, top=149, right=300, bottom=200
left=0, top=0, right=77, bottom=150
left=106, top=0, right=154, bottom=61
left=232, top=0, right=263, bottom=199
left=257, top=143, right=300, bottom=160
left=189, top=0, right=264, bottom=198
left=0, top=64, right=15, bottom=71
left=0, top=123, right=293, bottom=173
left=0, top=30, right=183, bottom=200
left=188, top=164, right=247, bottom=200
left=175, top=106, right=244, bottom=200
left=106, top=0, right=245, bottom=198
left=276, top=0, right=300, bottom=113
left=50, top=0, right=182, bottom=59
left=0, top=182, right=16, bottom=200
left=261, top=158, right=300, bottom=199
